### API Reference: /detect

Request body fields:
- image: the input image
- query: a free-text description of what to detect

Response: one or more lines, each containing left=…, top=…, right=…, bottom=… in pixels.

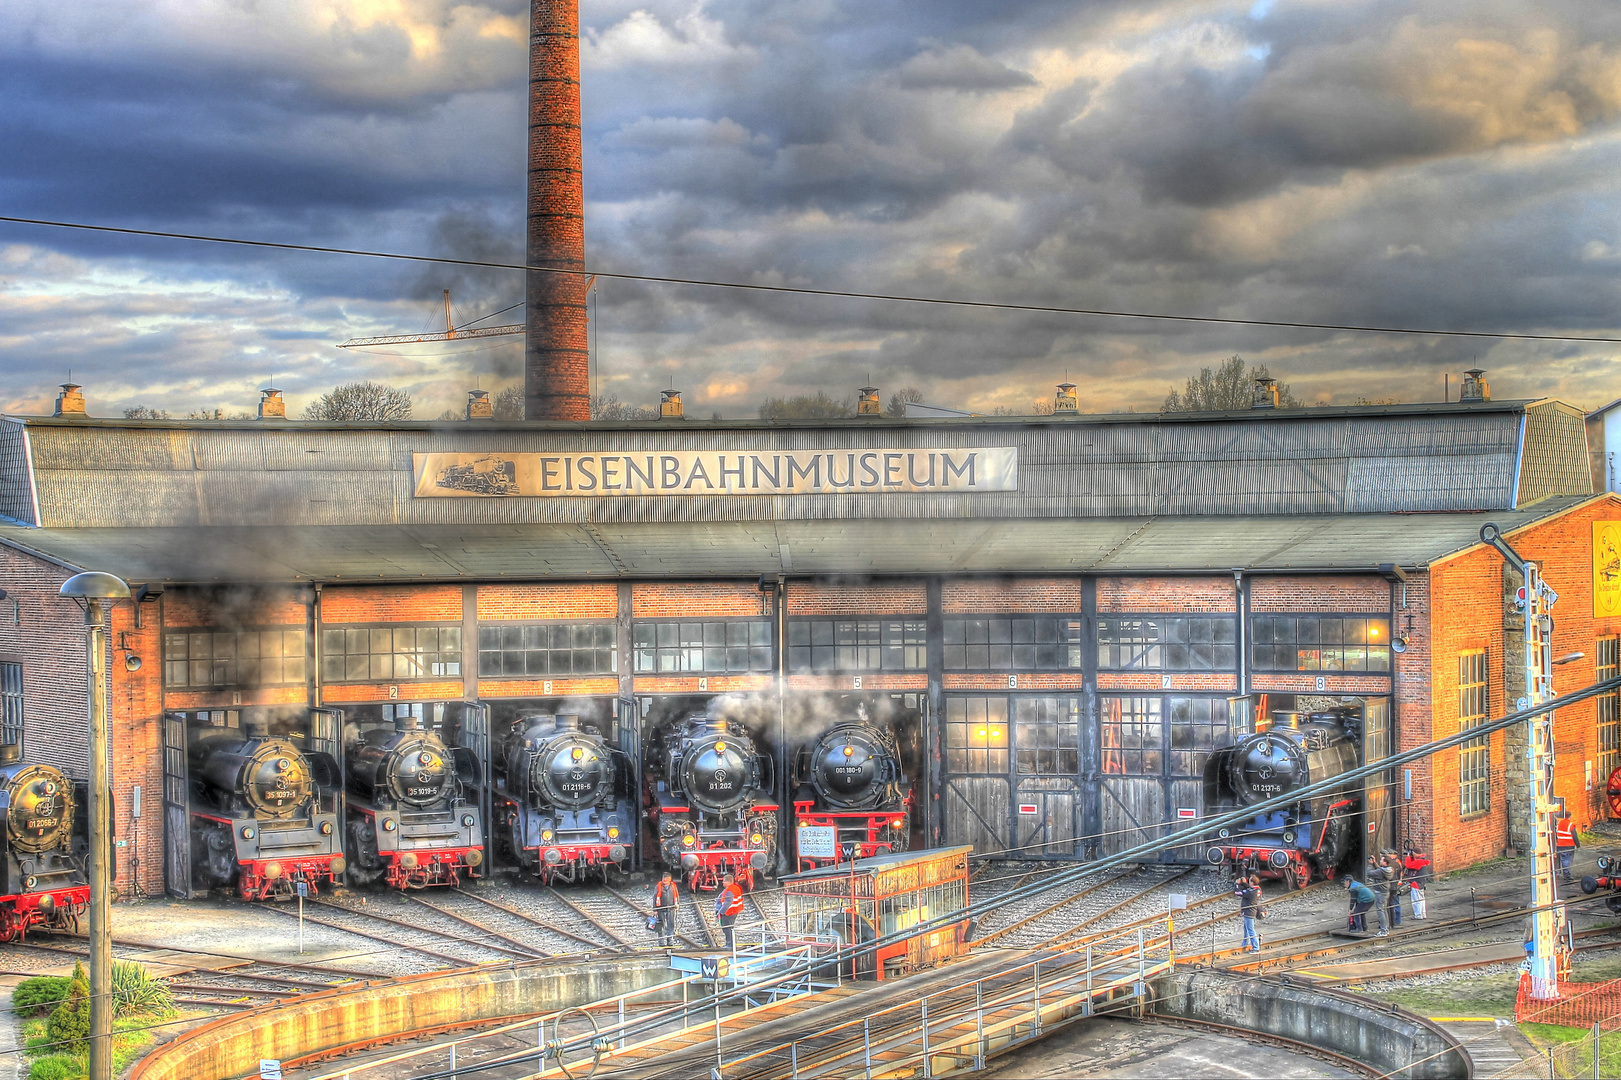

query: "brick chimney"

left=524, top=0, right=590, bottom=421
left=660, top=389, right=684, bottom=420
left=466, top=389, right=494, bottom=420
left=1460, top=368, right=1490, bottom=403
left=257, top=387, right=287, bottom=420
left=1251, top=377, right=1279, bottom=409
left=857, top=386, right=881, bottom=416
left=1054, top=383, right=1078, bottom=413
left=53, top=382, right=86, bottom=418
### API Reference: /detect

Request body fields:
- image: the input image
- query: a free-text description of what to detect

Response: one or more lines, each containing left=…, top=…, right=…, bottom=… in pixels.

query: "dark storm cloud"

left=2, top=0, right=1621, bottom=418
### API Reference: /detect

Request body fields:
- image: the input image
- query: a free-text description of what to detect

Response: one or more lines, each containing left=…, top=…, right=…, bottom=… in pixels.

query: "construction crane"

left=338, top=289, right=523, bottom=349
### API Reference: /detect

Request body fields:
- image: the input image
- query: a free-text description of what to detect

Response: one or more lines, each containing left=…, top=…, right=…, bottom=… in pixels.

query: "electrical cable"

left=4, top=214, right=1621, bottom=344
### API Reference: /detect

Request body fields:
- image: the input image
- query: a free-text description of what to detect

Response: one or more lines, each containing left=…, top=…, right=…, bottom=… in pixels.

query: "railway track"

left=260, top=896, right=524, bottom=968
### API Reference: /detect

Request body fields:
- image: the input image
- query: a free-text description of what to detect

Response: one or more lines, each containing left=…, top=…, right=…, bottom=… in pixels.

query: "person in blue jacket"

left=1344, top=876, right=1376, bottom=933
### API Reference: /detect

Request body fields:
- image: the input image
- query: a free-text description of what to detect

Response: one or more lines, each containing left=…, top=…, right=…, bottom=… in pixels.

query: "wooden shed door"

left=161, top=712, right=193, bottom=899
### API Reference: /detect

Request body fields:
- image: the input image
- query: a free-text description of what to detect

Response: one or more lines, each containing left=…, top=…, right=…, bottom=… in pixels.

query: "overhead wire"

left=4, top=214, right=1621, bottom=344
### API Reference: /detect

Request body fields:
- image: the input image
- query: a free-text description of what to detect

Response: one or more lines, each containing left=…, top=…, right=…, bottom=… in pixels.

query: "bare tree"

left=122, top=406, right=171, bottom=419
left=302, top=381, right=413, bottom=421
left=186, top=407, right=253, bottom=420
left=493, top=385, right=524, bottom=420
left=759, top=392, right=852, bottom=420
left=1162, top=356, right=1301, bottom=412
left=885, top=387, right=925, bottom=418
left=591, top=393, right=659, bottom=421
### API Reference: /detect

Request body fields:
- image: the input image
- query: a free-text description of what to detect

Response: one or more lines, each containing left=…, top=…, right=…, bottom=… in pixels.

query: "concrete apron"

left=1152, top=969, right=1470, bottom=1079
left=129, top=955, right=677, bottom=1080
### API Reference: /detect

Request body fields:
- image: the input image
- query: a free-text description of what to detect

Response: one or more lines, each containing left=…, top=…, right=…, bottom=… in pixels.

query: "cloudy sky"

left=3, top=0, right=1620, bottom=419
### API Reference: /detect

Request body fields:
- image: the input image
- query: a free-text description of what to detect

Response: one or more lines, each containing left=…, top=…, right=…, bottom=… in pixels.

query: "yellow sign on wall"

left=1595, top=521, right=1621, bottom=618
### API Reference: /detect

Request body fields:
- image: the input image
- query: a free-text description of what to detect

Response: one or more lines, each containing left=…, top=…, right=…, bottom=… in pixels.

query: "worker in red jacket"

left=716, top=871, right=746, bottom=950
left=1556, top=811, right=1579, bottom=883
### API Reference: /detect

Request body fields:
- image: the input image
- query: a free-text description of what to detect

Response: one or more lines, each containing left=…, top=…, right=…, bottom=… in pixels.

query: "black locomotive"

left=1201, top=707, right=1362, bottom=888
left=0, top=746, right=87, bottom=941
left=188, top=717, right=345, bottom=900
left=480, top=712, right=633, bottom=884
left=791, top=704, right=911, bottom=871
left=647, top=712, right=777, bottom=890
left=344, top=713, right=483, bottom=889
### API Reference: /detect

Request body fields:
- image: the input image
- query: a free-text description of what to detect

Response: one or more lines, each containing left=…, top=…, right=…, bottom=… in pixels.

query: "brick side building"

left=0, top=384, right=1607, bottom=896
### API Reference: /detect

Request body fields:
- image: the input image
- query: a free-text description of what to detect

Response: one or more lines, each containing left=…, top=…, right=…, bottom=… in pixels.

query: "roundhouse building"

left=0, top=375, right=1613, bottom=897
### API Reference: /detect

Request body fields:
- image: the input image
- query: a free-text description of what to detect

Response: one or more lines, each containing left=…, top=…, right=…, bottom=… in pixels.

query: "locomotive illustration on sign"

left=480, top=712, right=634, bottom=884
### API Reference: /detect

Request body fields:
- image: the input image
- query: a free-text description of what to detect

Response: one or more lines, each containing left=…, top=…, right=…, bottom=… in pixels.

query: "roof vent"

left=466, top=389, right=494, bottom=420
left=257, top=387, right=287, bottom=420
left=1251, top=377, right=1279, bottom=410
left=53, top=382, right=87, bottom=418
left=857, top=386, right=882, bottom=416
left=660, top=389, right=685, bottom=420
left=1054, top=383, right=1078, bottom=414
left=1460, top=368, right=1489, bottom=403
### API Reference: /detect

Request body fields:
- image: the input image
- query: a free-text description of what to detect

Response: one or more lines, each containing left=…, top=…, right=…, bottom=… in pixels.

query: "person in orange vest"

left=715, top=870, right=746, bottom=950
left=652, top=871, right=679, bottom=947
left=1555, top=811, right=1579, bottom=883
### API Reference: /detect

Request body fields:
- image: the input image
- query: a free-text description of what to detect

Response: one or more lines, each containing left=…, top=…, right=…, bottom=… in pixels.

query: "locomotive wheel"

left=549, top=1006, right=602, bottom=1079
left=1607, top=767, right=1621, bottom=818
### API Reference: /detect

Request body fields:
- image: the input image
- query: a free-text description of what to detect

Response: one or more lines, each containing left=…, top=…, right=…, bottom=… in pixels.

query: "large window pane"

left=1251, top=614, right=1391, bottom=673
left=632, top=621, right=773, bottom=673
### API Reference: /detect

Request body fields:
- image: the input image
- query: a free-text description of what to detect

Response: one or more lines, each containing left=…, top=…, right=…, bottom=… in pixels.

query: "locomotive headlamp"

left=891, top=818, right=905, bottom=828
left=462, top=814, right=475, bottom=827
left=24, top=876, right=36, bottom=890
left=319, top=822, right=333, bottom=835
left=751, top=833, right=763, bottom=844
left=382, top=819, right=397, bottom=832
left=681, top=834, right=695, bottom=846
left=276, top=758, right=290, bottom=772
left=43, top=781, right=56, bottom=795
left=571, top=747, right=584, bottom=761
left=542, top=829, right=554, bottom=841
left=843, top=746, right=854, bottom=757
left=608, top=827, right=620, bottom=838
left=714, top=742, right=726, bottom=754
left=241, top=826, right=256, bottom=840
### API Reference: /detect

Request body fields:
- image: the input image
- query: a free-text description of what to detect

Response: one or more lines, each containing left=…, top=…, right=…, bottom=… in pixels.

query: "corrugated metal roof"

left=0, top=498, right=1593, bottom=583
left=0, top=399, right=1583, bottom=530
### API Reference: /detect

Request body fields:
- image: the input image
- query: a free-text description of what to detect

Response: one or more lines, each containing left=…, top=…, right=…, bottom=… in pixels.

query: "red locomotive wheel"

left=1608, top=767, right=1621, bottom=818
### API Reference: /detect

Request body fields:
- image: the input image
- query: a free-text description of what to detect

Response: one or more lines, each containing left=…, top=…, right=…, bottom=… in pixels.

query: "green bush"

left=12, top=977, right=71, bottom=1017
left=28, top=1054, right=84, bottom=1080
left=110, top=961, right=173, bottom=1018
left=43, top=964, right=88, bottom=1055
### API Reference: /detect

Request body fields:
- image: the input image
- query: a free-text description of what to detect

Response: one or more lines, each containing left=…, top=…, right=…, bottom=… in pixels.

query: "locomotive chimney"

left=394, top=712, right=425, bottom=732
left=524, top=0, right=590, bottom=420
left=242, top=714, right=270, bottom=738
left=0, top=743, right=18, bottom=765
left=555, top=714, right=580, bottom=731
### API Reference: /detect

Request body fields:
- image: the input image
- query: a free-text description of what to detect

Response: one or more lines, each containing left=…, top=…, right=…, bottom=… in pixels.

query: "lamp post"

left=59, top=571, right=129, bottom=1080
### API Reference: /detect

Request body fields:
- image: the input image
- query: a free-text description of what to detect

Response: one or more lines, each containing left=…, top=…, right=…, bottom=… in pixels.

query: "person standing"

left=1238, top=875, right=1262, bottom=952
left=652, top=871, right=679, bottom=947
left=1364, top=858, right=1391, bottom=935
left=1381, top=855, right=1403, bottom=930
left=1556, top=812, right=1579, bottom=883
left=1345, top=876, right=1375, bottom=933
left=716, top=871, right=746, bottom=951
left=1403, top=848, right=1431, bottom=920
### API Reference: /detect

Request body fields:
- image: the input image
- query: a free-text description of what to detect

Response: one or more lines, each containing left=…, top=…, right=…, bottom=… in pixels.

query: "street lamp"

left=59, top=571, right=129, bottom=1080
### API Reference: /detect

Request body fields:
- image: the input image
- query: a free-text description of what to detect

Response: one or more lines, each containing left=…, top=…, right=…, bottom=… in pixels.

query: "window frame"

left=1599, top=637, right=1619, bottom=795
left=631, top=619, right=774, bottom=675
left=0, top=661, right=22, bottom=754
left=477, top=621, right=617, bottom=679
left=1249, top=613, right=1393, bottom=674
left=1458, top=648, right=1491, bottom=817
left=941, top=616, right=1083, bottom=671
left=787, top=618, right=927, bottom=673
left=163, top=627, right=309, bottom=690
left=319, top=623, right=463, bottom=684
left=1096, top=615, right=1237, bottom=672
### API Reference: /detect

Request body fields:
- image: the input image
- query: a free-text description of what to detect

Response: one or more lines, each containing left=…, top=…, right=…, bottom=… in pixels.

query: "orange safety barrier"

left=1515, top=972, right=1621, bottom=1028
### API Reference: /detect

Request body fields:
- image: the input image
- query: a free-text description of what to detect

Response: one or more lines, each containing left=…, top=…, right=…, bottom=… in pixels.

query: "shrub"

left=44, top=964, right=88, bottom=1055
left=110, top=961, right=173, bottom=1017
left=28, top=1054, right=83, bottom=1080
left=12, top=977, right=70, bottom=1016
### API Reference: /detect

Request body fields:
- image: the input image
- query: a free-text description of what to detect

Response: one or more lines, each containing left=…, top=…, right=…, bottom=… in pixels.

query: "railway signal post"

left=59, top=571, right=130, bottom=1080
left=1480, top=524, right=1566, bottom=1001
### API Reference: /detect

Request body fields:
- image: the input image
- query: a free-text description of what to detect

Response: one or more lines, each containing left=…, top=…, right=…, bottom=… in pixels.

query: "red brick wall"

left=942, top=579, right=1083, bottom=613
left=322, top=585, right=461, bottom=623
left=108, top=600, right=164, bottom=897
left=0, top=545, right=87, bottom=776
left=787, top=583, right=927, bottom=615
left=632, top=583, right=772, bottom=619
left=478, top=584, right=616, bottom=621
left=1251, top=576, right=1388, bottom=612
left=1098, top=578, right=1236, bottom=613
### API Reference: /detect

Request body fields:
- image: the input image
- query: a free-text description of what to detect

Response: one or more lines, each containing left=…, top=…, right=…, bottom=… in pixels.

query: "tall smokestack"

left=526, top=0, right=590, bottom=420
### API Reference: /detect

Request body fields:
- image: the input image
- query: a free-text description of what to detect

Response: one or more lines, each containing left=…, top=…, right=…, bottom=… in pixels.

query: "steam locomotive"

left=1581, top=854, right=1621, bottom=913
left=483, top=713, right=633, bottom=884
left=1200, top=707, right=1362, bottom=889
left=647, top=713, right=777, bottom=891
left=344, top=713, right=484, bottom=889
left=0, top=747, right=87, bottom=942
left=791, top=705, right=911, bottom=871
left=188, top=718, right=345, bottom=900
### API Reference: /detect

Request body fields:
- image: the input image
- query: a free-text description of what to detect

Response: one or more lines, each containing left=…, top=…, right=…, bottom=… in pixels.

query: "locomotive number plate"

left=798, top=826, right=837, bottom=859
